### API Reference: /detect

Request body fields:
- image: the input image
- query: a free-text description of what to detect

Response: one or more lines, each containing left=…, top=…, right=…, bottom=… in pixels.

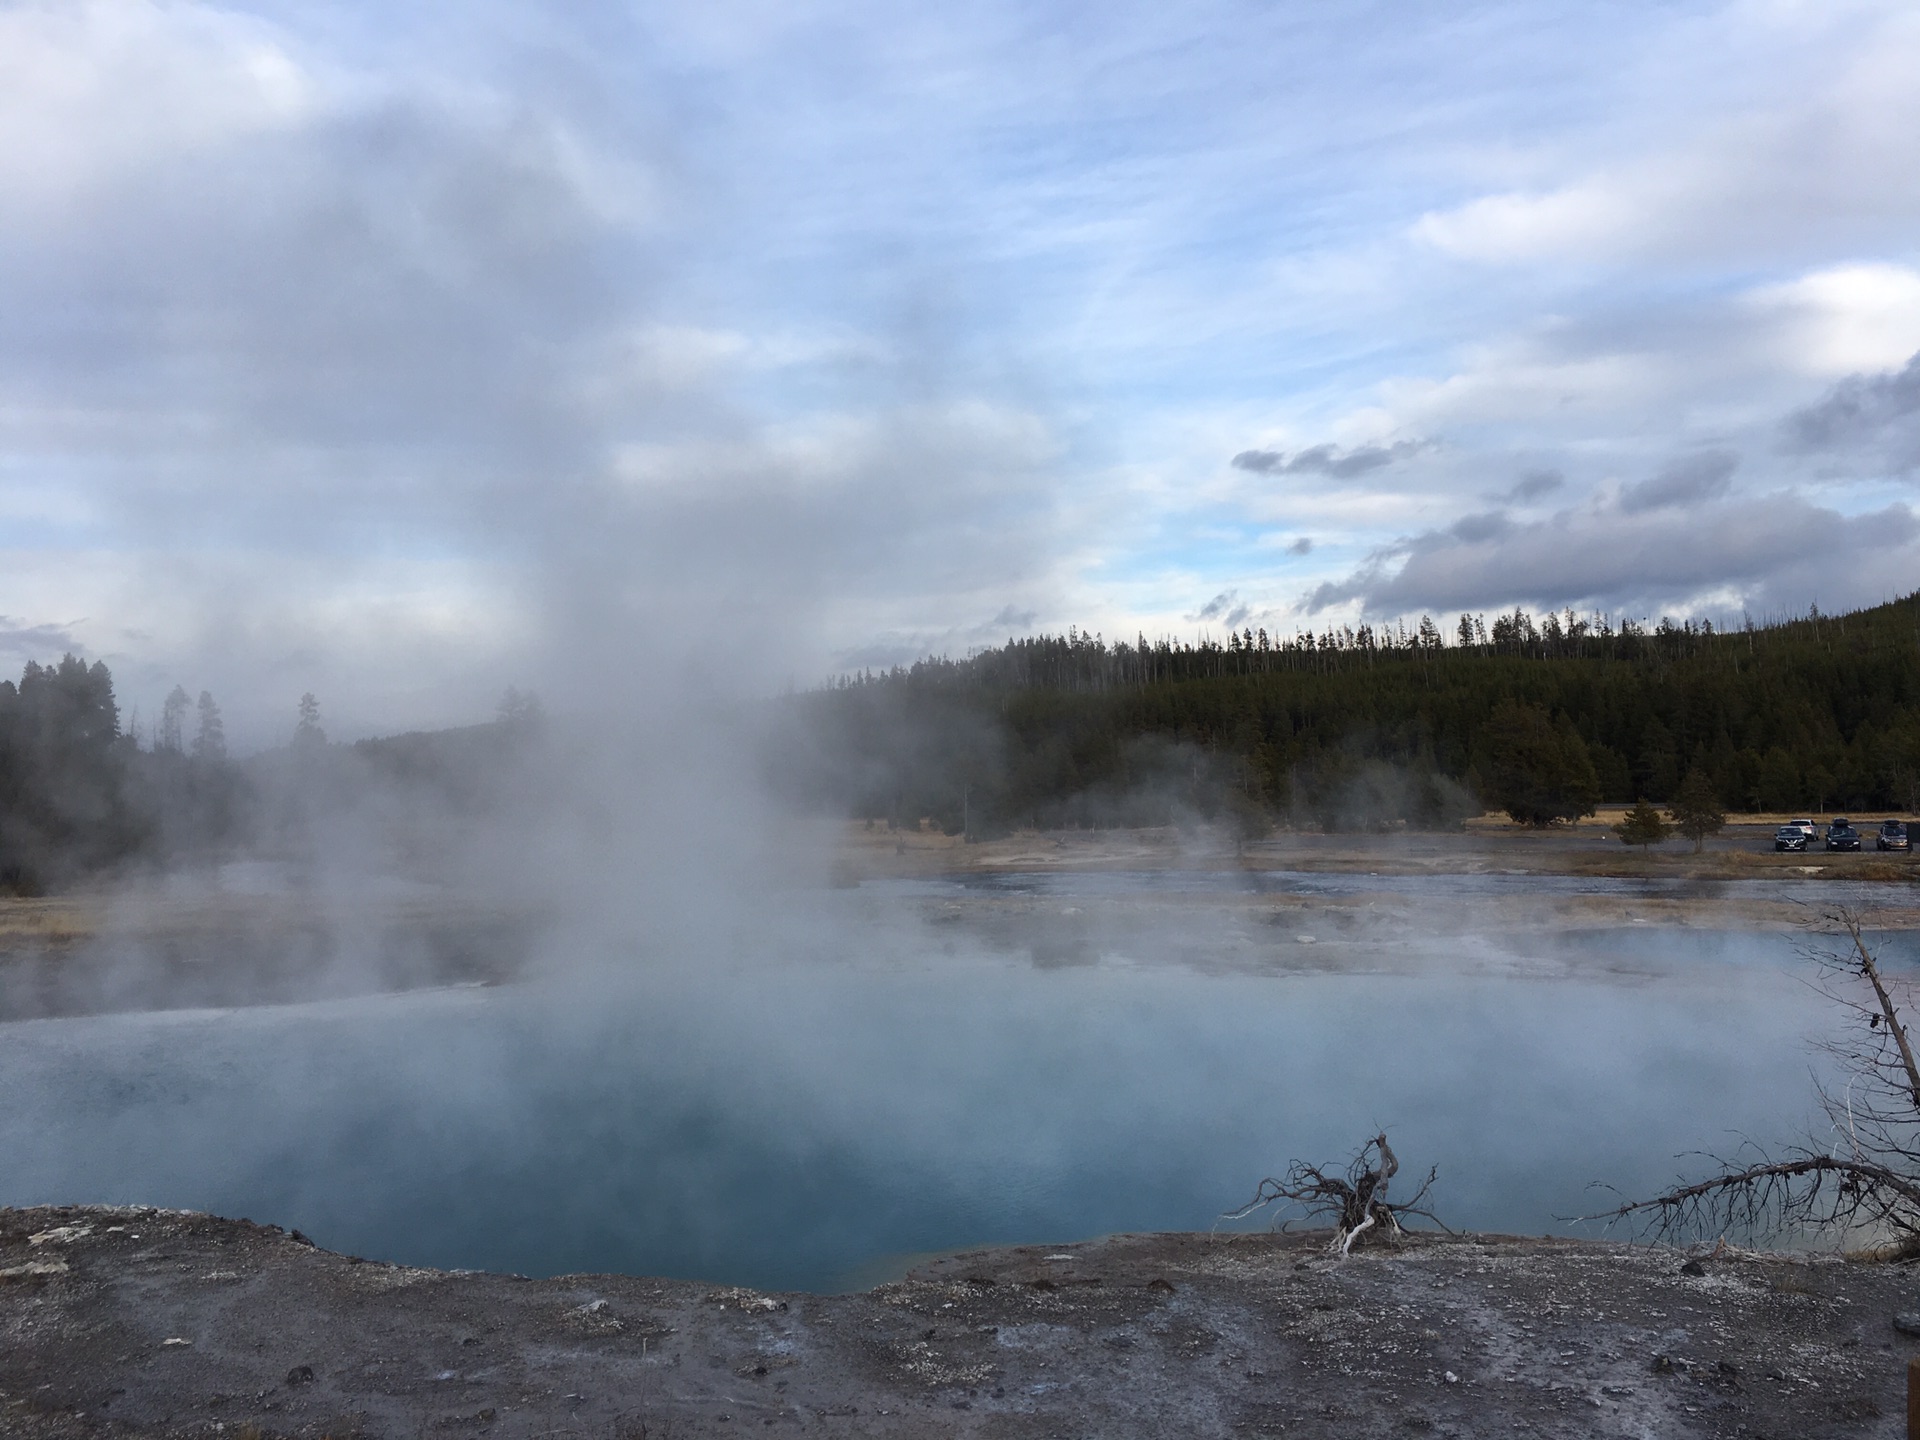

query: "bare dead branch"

left=1223, top=1133, right=1446, bottom=1252
left=1831, top=908, right=1920, bottom=1110
left=1590, top=907, right=1920, bottom=1250
left=1579, top=1154, right=1920, bottom=1228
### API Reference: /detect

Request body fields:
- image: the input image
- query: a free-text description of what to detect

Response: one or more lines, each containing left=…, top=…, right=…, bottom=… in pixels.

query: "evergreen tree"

left=1806, top=763, right=1836, bottom=813
left=1667, top=766, right=1726, bottom=854
left=159, top=685, right=190, bottom=754
left=0, top=654, right=133, bottom=889
left=1479, top=701, right=1601, bottom=826
left=192, top=692, right=226, bottom=762
left=1613, top=798, right=1671, bottom=849
left=295, top=692, right=326, bottom=748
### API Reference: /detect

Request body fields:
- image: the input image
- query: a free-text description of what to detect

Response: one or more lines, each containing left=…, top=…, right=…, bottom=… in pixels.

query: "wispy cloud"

left=4, top=0, right=1920, bottom=723
left=1231, top=440, right=1426, bottom=479
left=1190, top=589, right=1251, bottom=628
left=1489, top=470, right=1564, bottom=505
left=1619, top=451, right=1738, bottom=514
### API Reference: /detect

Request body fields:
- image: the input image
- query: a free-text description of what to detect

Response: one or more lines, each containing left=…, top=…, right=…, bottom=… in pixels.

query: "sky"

left=3, top=0, right=1919, bottom=744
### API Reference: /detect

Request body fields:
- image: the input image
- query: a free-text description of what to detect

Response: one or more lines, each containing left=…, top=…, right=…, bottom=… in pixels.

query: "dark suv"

left=1878, top=820, right=1911, bottom=852
left=1826, top=819, right=1862, bottom=852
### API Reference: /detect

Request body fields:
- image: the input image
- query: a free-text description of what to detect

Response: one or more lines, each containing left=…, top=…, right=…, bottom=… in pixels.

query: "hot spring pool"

left=0, top=914, right=1865, bottom=1291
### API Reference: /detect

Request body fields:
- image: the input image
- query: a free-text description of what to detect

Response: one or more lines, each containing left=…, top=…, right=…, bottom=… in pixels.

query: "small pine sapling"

left=1613, top=798, right=1670, bottom=849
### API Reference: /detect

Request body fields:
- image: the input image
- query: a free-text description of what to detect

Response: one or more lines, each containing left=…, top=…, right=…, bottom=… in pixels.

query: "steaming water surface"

left=872, top=868, right=1902, bottom=907
left=2, top=888, right=1897, bottom=1291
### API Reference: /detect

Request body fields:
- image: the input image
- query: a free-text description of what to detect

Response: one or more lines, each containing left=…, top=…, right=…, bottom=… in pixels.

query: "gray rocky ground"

left=6, top=1204, right=1920, bottom=1438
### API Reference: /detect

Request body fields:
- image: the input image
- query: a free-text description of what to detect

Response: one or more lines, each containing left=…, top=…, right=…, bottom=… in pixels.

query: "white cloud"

left=6, top=0, right=1920, bottom=718
left=1412, top=182, right=1634, bottom=265
left=0, top=0, right=316, bottom=211
left=1743, top=264, right=1920, bottom=377
left=1411, top=2, right=1920, bottom=268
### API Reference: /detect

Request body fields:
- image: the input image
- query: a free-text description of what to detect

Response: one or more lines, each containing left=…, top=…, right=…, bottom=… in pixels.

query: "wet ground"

left=6, top=1204, right=1919, bottom=1439
left=4, top=821, right=1915, bottom=1022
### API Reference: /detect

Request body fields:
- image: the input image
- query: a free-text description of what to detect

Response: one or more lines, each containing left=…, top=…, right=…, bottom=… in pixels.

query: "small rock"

left=27, top=1225, right=94, bottom=1247
left=285, top=1365, right=314, bottom=1386
left=161, top=1338, right=192, bottom=1348
left=1443, top=1371, right=1459, bottom=1385
left=1679, top=1259, right=1706, bottom=1277
left=0, top=1260, right=69, bottom=1280
left=1895, top=1312, right=1920, bottom=1337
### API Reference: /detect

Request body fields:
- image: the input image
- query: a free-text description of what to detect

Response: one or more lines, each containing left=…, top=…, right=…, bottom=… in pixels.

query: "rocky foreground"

left=6, top=1207, right=1920, bottom=1438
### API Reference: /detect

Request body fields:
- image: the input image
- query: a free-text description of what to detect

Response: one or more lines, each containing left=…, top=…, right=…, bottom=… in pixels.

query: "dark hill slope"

left=789, top=595, right=1920, bottom=832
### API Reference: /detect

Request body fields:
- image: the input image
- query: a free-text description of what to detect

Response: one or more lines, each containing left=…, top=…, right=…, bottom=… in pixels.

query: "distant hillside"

left=787, top=594, right=1920, bottom=834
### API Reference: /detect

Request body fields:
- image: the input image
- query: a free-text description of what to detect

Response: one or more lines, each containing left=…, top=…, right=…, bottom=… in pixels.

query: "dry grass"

left=0, top=898, right=99, bottom=947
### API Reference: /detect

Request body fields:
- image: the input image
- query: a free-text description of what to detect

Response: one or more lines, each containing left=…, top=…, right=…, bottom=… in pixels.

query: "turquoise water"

left=0, top=920, right=1854, bottom=1290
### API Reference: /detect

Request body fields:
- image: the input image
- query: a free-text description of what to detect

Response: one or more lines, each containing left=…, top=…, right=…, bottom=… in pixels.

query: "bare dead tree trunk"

left=1224, top=1133, right=1441, bottom=1255
left=1583, top=906, right=1920, bottom=1250
left=1843, top=911, right=1920, bottom=1109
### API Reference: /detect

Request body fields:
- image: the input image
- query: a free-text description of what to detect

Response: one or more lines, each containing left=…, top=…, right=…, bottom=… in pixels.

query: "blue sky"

left=2, top=0, right=1918, bottom=741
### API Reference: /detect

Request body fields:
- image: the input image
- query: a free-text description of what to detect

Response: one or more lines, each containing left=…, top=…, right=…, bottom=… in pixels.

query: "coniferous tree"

left=159, top=685, right=190, bottom=754
left=1479, top=701, right=1601, bottom=826
left=192, top=692, right=226, bottom=762
left=786, top=592, right=1920, bottom=835
left=1806, top=764, right=1837, bottom=814
left=295, top=692, right=326, bottom=748
left=1667, top=766, right=1726, bottom=854
left=1613, top=798, right=1671, bottom=849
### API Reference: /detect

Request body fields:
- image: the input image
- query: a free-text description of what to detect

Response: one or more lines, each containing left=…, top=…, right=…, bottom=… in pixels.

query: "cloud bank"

left=5, top=0, right=1920, bottom=726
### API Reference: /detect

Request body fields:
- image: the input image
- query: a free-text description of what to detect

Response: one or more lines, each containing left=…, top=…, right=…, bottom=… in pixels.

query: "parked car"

left=1878, top=820, right=1912, bottom=852
left=1789, top=819, right=1818, bottom=838
left=1826, top=819, right=1862, bottom=852
left=1772, top=826, right=1809, bottom=852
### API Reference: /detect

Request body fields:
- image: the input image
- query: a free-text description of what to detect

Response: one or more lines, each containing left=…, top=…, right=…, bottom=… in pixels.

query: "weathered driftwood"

left=1224, top=1133, right=1444, bottom=1254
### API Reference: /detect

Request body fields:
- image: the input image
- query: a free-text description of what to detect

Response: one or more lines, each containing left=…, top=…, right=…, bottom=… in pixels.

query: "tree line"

left=786, top=592, right=1920, bottom=834
left=5, top=592, right=1915, bottom=887
left=0, top=657, right=543, bottom=894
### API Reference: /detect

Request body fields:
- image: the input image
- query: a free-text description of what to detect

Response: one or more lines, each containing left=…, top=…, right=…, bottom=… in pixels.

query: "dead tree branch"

left=1224, top=1133, right=1446, bottom=1253
left=1583, top=906, right=1920, bottom=1253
